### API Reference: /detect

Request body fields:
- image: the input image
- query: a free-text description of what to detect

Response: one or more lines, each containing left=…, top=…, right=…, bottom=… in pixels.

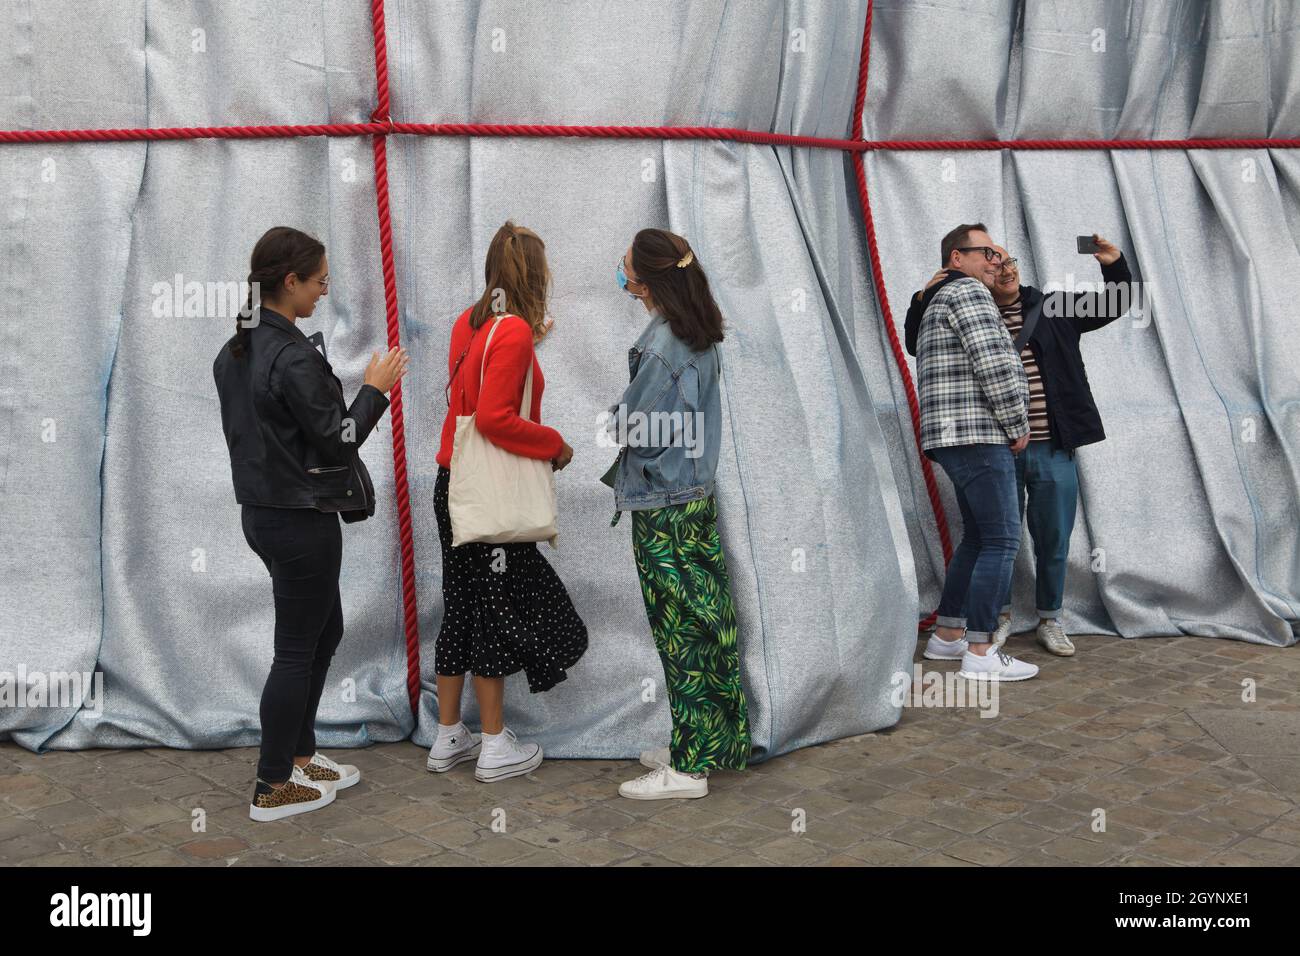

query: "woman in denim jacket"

left=607, top=228, right=750, bottom=801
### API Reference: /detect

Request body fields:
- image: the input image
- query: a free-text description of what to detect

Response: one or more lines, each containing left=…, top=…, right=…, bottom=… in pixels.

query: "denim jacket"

left=605, top=310, right=722, bottom=520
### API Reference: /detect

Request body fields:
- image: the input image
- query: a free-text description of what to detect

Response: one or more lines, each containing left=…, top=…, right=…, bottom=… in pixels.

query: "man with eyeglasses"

left=911, top=223, right=1038, bottom=681
left=904, top=233, right=1131, bottom=658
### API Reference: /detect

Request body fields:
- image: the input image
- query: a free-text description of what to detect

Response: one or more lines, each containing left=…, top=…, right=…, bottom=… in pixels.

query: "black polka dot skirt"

left=433, top=465, right=588, bottom=693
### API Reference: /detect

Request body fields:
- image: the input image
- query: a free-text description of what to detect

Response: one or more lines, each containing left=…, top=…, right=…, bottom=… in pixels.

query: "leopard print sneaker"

left=249, top=765, right=336, bottom=822
left=301, top=752, right=360, bottom=790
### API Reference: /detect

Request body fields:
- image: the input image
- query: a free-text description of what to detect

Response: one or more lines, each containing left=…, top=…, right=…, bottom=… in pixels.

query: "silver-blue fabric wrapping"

left=0, top=0, right=1294, bottom=756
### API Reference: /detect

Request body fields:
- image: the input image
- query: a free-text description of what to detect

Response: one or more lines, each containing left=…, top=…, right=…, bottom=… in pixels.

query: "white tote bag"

left=448, top=315, right=559, bottom=549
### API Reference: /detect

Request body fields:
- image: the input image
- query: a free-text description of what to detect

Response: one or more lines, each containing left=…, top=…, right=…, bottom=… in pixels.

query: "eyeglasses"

left=997, top=257, right=1019, bottom=272
left=315, top=275, right=330, bottom=288
left=959, top=246, right=1002, bottom=263
left=955, top=246, right=1004, bottom=264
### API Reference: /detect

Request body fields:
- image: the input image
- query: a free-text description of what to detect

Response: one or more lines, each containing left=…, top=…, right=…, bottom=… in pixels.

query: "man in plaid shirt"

left=915, top=223, right=1038, bottom=682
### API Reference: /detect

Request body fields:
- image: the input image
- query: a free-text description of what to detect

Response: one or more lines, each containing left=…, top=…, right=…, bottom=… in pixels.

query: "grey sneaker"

left=957, top=646, right=1039, bottom=682
left=1036, top=618, right=1075, bottom=656
left=992, top=615, right=1012, bottom=648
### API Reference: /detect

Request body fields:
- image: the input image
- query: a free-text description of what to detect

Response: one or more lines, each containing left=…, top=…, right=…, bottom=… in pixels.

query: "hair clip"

left=676, top=250, right=694, bottom=268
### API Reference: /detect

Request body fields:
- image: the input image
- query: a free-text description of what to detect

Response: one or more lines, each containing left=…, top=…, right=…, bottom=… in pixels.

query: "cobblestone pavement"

left=2, top=633, right=1299, bottom=866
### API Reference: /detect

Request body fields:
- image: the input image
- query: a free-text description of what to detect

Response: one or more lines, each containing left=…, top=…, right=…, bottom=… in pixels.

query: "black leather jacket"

left=212, top=307, right=390, bottom=522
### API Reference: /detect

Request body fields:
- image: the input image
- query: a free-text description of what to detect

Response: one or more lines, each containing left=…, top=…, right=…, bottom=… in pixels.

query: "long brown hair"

left=468, top=221, right=551, bottom=341
left=233, top=226, right=325, bottom=358
left=631, top=229, right=724, bottom=351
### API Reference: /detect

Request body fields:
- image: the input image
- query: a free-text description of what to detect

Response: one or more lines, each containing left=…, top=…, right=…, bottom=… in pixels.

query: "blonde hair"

left=469, top=221, right=551, bottom=342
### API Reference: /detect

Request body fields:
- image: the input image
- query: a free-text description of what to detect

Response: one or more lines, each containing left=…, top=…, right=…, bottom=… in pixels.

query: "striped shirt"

left=998, top=298, right=1051, bottom=441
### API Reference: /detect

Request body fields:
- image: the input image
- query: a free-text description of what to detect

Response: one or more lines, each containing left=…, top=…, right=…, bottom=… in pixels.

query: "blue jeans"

left=1000, top=441, right=1079, bottom=619
left=929, top=443, right=1020, bottom=643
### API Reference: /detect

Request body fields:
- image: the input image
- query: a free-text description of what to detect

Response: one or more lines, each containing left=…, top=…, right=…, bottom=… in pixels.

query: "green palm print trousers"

left=630, top=495, right=750, bottom=774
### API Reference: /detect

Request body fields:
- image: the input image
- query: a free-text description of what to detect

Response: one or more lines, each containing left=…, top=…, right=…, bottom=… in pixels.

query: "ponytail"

left=231, top=226, right=326, bottom=359
left=468, top=220, right=552, bottom=341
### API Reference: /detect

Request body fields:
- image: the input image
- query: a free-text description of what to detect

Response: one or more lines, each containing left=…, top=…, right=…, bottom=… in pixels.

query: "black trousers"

left=241, top=504, right=344, bottom=783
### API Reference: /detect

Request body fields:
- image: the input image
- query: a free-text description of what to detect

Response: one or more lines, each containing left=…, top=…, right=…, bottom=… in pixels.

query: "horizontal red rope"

left=0, top=122, right=389, bottom=142
left=1, top=121, right=1296, bottom=152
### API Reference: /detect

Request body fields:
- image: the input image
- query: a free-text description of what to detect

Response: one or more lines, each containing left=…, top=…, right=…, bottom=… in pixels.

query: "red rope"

left=366, top=0, right=421, bottom=716
left=390, top=123, right=869, bottom=151
left=4, top=1, right=1299, bottom=678
left=0, top=123, right=387, bottom=142
left=3, top=120, right=1295, bottom=152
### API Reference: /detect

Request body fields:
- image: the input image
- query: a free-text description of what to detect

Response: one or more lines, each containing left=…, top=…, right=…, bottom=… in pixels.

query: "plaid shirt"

left=917, top=276, right=1029, bottom=452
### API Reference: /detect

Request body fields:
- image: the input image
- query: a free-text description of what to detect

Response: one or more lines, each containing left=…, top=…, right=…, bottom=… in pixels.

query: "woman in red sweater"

left=427, top=221, right=587, bottom=782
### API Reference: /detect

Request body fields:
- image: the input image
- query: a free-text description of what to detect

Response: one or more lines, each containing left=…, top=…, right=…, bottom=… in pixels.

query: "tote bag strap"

left=477, top=314, right=506, bottom=394
left=520, top=354, right=534, bottom=419
left=477, top=314, right=536, bottom=421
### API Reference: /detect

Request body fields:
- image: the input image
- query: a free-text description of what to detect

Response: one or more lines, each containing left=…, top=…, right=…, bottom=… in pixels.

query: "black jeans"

left=241, top=504, right=344, bottom=783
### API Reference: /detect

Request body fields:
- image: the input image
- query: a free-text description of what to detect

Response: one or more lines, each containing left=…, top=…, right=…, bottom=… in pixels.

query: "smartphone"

left=1077, top=235, right=1101, bottom=254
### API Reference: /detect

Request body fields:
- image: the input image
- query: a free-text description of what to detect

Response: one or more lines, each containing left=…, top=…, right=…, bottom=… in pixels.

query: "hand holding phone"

left=1078, top=233, right=1121, bottom=265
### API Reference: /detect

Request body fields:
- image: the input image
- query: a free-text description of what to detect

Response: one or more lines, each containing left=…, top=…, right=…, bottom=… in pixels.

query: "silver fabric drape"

left=0, top=0, right=1294, bottom=757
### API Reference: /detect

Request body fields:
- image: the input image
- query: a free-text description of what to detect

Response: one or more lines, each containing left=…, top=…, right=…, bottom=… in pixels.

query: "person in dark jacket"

left=213, top=226, right=408, bottom=822
left=904, top=233, right=1131, bottom=657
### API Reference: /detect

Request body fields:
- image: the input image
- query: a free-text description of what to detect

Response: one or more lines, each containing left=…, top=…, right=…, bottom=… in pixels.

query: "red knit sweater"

left=435, top=308, right=564, bottom=469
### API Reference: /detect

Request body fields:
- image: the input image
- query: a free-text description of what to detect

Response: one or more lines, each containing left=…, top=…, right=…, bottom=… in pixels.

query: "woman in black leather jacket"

left=213, top=226, right=407, bottom=822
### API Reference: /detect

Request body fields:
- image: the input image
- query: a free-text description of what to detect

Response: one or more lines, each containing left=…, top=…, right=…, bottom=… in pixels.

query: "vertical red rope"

left=851, top=0, right=952, bottom=631
left=368, top=0, right=422, bottom=714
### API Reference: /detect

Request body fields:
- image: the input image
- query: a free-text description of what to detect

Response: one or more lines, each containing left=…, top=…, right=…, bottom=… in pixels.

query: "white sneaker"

left=301, top=751, right=360, bottom=790
left=922, top=633, right=968, bottom=660
left=474, top=727, right=543, bottom=782
left=640, top=746, right=670, bottom=770
left=618, top=765, right=708, bottom=801
left=992, top=615, right=1012, bottom=647
left=249, top=764, right=336, bottom=822
left=957, top=646, right=1039, bottom=682
left=1037, top=618, right=1076, bottom=656
left=426, top=725, right=482, bottom=773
